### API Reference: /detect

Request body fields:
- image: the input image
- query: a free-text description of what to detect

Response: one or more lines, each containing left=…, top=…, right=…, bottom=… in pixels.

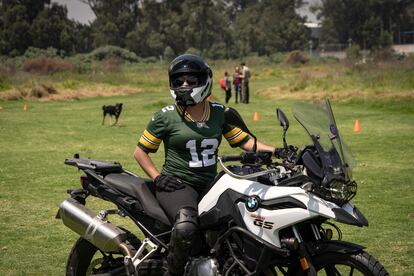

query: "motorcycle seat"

left=104, top=173, right=171, bottom=226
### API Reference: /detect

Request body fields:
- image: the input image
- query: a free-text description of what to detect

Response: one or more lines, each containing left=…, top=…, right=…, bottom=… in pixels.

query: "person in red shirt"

left=232, top=66, right=242, bottom=104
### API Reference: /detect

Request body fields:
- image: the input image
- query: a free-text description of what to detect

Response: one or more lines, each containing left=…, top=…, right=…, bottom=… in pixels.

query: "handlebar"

left=220, top=151, right=274, bottom=165
left=274, top=146, right=298, bottom=162
left=220, top=155, right=243, bottom=162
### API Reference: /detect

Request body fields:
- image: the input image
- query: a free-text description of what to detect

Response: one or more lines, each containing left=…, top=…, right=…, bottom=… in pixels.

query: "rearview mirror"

left=276, top=108, right=289, bottom=149
left=276, top=108, right=289, bottom=131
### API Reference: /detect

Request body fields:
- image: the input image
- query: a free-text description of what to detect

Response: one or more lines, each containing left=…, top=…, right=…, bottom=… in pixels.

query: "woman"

left=232, top=66, right=242, bottom=103
left=134, top=54, right=275, bottom=276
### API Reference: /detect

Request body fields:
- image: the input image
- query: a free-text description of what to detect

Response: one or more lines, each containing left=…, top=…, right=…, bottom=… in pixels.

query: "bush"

left=285, top=50, right=309, bottom=64
left=29, top=84, right=58, bottom=98
left=163, top=46, right=175, bottom=63
left=270, top=52, right=285, bottom=64
left=371, top=47, right=395, bottom=62
left=346, top=44, right=362, bottom=60
left=0, top=56, right=17, bottom=76
left=23, top=47, right=61, bottom=59
left=69, top=53, right=93, bottom=73
left=91, top=56, right=123, bottom=73
left=21, top=57, right=74, bottom=74
left=185, top=47, right=202, bottom=56
left=140, top=56, right=158, bottom=63
left=90, top=45, right=139, bottom=62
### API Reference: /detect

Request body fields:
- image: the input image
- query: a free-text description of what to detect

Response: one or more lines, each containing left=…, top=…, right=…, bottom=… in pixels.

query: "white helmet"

left=168, top=54, right=213, bottom=106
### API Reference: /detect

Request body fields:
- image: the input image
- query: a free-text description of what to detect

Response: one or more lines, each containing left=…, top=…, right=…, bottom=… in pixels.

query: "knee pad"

left=173, top=207, right=198, bottom=239
left=167, top=208, right=199, bottom=274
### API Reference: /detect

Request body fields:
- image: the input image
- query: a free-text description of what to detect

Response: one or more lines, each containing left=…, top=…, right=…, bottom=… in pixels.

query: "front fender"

left=332, top=203, right=369, bottom=227
left=308, top=240, right=365, bottom=256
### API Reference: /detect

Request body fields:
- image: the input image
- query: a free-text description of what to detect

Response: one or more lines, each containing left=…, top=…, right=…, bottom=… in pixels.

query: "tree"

left=317, top=0, right=414, bottom=49
left=0, top=0, right=87, bottom=56
left=0, top=1, right=35, bottom=55
left=80, top=0, right=140, bottom=48
left=181, top=0, right=231, bottom=57
left=234, top=0, right=309, bottom=55
left=72, top=22, right=93, bottom=53
left=30, top=3, right=75, bottom=54
left=125, top=0, right=232, bottom=58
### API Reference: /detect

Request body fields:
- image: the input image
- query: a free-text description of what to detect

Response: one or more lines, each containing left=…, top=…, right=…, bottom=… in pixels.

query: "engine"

left=186, top=257, right=219, bottom=276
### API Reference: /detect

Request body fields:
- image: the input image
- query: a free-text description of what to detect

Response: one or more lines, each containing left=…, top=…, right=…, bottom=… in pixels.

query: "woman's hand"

left=154, top=174, right=185, bottom=192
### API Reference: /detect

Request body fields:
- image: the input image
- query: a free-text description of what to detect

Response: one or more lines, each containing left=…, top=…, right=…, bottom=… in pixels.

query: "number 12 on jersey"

left=186, top=139, right=218, bottom=168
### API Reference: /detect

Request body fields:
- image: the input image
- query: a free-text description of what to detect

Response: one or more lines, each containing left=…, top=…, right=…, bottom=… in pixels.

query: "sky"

left=52, top=0, right=321, bottom=25
left=297, top=0, right=322, bottom=23
left=53, top=0, right=96, bottom=24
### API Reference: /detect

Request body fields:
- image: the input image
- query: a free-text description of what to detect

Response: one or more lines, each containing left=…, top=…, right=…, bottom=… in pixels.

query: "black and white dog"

left=102, top=103, right=123, bottom=125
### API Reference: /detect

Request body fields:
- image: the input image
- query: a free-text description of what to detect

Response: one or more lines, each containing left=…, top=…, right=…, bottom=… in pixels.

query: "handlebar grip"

left=221, top=155, right=243, bottom=162
left=274, top=148, right=285, bottom=159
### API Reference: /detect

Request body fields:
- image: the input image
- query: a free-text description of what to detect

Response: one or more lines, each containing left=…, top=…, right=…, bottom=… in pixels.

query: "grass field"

left=0, top=59, right=413, bottom=275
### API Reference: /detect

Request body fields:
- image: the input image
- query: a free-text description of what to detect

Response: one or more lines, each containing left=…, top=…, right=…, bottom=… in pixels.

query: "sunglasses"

left=172, top=75, right=200, bottom=87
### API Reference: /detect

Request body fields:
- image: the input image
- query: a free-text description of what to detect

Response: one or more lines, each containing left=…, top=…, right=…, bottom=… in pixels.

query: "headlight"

left=326, top=180, right=357, bottom=206
left=320, top=180, right=357, bottom=206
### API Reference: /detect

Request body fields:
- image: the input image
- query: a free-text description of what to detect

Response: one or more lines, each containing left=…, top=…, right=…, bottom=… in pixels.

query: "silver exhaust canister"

left=59, top=198, right=127, bottom=252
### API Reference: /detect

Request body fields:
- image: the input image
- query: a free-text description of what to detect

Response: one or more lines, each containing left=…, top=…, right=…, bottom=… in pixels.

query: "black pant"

left=225, top=88, right=231, bottom=104
left=242, top=81, right=249, bottom=104
left=156, top=184, right=199, bottom=221
left=234, top=84, right=242, bottom=103
left=156, top=185, right=199, bottom=275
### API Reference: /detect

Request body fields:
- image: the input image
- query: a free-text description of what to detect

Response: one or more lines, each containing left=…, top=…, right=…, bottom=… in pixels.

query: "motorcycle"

left=57, top=99, right=388, bottom=275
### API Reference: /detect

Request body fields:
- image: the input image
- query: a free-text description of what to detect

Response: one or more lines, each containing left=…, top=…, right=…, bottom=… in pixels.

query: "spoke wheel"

left=310, top=251, right=388, bottom=276
left=66, top=238, right=126, bottom=276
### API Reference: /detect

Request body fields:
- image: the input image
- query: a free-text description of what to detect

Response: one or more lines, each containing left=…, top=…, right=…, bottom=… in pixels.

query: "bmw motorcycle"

left=57, top=100, right=388, bottom=275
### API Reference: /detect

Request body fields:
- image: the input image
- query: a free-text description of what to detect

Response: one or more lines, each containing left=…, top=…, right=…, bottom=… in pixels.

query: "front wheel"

left=308, top=251, right=388, bottom=276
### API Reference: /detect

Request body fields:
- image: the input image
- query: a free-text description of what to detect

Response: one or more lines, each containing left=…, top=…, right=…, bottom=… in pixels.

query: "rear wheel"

left=66, top=238, right=127, bottom=276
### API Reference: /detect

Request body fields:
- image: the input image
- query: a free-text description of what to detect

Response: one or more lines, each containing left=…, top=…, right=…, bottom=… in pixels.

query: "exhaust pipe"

left=59, top=198, right=128, bottom=253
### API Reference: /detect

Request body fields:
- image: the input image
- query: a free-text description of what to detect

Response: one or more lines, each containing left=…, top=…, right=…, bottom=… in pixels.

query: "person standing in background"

left=232, top=66, right=242, bottom=104
left=223, top=71, right=232, bottom=104
left=240, top=62, right=251, bottom=104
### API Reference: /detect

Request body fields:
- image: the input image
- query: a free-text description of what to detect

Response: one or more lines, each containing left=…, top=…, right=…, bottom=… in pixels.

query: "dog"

left=102, top=103, right=123, bottom=125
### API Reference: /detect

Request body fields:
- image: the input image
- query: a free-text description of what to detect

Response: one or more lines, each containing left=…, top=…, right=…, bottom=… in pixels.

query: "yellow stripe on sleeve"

left=228, top=131, right=248, bottom=145
left=144, top=130, right=161, bottom=144
left=224, top=127, right=242, bottom=139
left=139, top=136, right=159, bottom=150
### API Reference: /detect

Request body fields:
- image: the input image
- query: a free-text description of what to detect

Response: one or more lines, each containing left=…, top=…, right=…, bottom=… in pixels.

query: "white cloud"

left=52, top=0, right=95, bottom=24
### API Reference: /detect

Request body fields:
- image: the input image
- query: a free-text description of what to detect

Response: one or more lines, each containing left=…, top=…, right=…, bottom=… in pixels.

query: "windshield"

left=292, top=100, right=355, bottom=181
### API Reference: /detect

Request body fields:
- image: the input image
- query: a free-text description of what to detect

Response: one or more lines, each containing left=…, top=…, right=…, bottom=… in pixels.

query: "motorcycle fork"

left=292, top=225, right=318, bottom=276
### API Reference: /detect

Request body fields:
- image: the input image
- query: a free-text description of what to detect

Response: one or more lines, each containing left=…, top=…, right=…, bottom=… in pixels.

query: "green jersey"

left=138, top=101, right=249, bottom=189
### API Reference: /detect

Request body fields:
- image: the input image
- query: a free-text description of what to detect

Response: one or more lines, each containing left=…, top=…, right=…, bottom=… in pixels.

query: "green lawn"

left=0, top=62, right=413, bottom=275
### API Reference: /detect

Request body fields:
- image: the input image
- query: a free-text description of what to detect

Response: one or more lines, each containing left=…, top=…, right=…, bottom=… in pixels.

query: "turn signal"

left=80, top=176, right=88, bottom=189
left=325, top=228, right=333, bottom=240
left=300, top=257, right=310, bottom=270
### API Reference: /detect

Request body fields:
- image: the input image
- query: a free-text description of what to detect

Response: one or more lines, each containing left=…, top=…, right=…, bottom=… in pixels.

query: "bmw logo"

left=246, top=196, right=260, bottom=212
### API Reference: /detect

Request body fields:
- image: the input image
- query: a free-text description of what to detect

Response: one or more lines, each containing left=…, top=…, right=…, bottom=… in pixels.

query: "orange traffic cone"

left=253, top=112, right=260, bottom=121
left=353, top=119, right=361, bottom=133
left=23, top=104, right=28, bottom=112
